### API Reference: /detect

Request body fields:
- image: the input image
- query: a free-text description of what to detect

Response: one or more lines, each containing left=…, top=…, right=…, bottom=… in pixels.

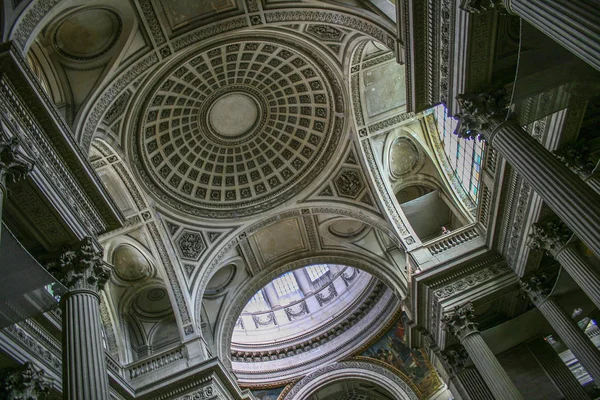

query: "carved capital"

left=442, top=303, right=479, bottom=341
left=46, top=237, right=110, bottom=293
left=460, top=0, right=508, bottom=14
left=0, top=138, right=34, bottom=191
left=528, top=217, right=572, bottom=257
left=520, top=273, right=553, bottom=307
left=454, top=90, right=510, bottom=141
left=553, top=140, right=597, bottom=178
left=441, top=344, right=469, bottom=375
left=0, top=362, right=52, bottom=399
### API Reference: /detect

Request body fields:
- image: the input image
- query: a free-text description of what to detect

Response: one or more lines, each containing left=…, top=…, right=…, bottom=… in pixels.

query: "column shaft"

left=292, top=269, right=313, bottom=295
left=527, top=337, right=589, bottom=399
left=0, top=181, right=5, bottom=241
left=62, top=291, right=110, bottom=400
left=263, top=283, right=280, bottom=308
left=556, top=246, right=600, bottom=309
left=537, top=298, right=600, bottom=383
left=451, top=368, right=494, bottom=400
left=491, top=121, right=600, bottom=257
left=461, top=332, right=523, bottom=400
left=507, top=0, right=600, bottom=71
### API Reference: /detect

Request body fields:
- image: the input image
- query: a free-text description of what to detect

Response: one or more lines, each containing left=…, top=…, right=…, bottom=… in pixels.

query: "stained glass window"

left=433, top=104, right=485, bottom=203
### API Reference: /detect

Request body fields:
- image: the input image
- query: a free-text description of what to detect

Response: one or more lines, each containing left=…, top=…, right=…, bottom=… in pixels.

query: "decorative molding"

left=432, top=263, right=508, bottom=300
left=147, top=221, right=193, bottom=327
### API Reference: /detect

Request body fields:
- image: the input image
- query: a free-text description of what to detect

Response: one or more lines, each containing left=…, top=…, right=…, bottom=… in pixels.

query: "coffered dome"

left=133, top=38, right=344, bottom=219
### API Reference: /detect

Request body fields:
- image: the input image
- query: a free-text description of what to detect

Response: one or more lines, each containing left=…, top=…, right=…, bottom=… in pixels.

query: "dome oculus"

left=134, top=39, right=343, bottom=218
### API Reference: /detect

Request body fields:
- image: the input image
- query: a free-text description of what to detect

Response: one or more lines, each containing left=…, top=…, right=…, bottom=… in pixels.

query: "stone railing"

left=424, top=224, right=480, bottom=255
left=126, top=346, right=186, bottom=379
left=105, top=353, right=122, bottom=376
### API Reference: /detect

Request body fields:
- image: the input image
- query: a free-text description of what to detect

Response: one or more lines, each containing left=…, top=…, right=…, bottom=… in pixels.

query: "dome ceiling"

left=133, top=38, right=345, bottom=219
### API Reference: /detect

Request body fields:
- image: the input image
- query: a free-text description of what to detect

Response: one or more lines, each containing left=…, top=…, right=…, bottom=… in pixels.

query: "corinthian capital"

left=553, top=140, right=596, bottom=178
left=454, top=89, right=510, bottom=141
left=441, top=303, right=479, bottom=341
left=529, top=217, right=572, bottom=257
left=0, top=137, right=34, bottom=189
left=519, top=272, right=553, bottom=307
left=47, top=237, right=110, bottom=293
left=460, top=0, right=507, bottom=14
left=441, top=344, right=469, bottom=375
left=0, top=361, right=52, bottom=399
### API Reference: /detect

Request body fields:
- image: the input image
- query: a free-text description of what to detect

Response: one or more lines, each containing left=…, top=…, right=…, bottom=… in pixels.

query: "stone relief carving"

left=0, top=362, right=52, bottom=400
left=334, top=169, right=364, bottom=199
left=0, top=137, right=34, bottom=188
left=460, top=0, right=507, bottom=14
left=440, top=344, right=469, bottom=375
left=519, top=272, right=554, bottom=307
left=441, top=302, right=478, bottom=341
left=177, top=230, right=207, bottom=261
left=455, top=90, right=510, bottom=141
left=46, top=237, right=110, bottom=292
left=528, top=216, right=572, bottom=257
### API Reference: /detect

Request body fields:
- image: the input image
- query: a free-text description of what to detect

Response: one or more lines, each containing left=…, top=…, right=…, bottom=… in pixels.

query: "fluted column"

left=527, top=337, right=589, bottom=399
left=521, top=274, right=600, bottom=384
left=461, top=0, right=600, bottom=72
left=0, top=138, right=34, bottom=241
left=442, top=303, right=523, bottom=400
left=441, top=345, right=494, bottom=400
left=529, top=217, right=600, bottom=309
left=455, top=91, right=600, bottom=258
left=47, top=238, right=111, bottom=400
left=504, top=0, right=600, bottom=72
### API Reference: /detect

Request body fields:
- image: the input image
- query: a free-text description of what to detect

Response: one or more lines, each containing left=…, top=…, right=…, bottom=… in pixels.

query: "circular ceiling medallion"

left=209, top=93, right=259, bottom=137
left=389, top=137, right=420, bottom=177
left=147, top=288, right=166, bottom=301
left=112, top=244, right=151, bottom=282
left=328, top=219, right=368, bottom=239
left=134, top=38, right=343, bottom=218
left=54, top=8, right=121, bottom=60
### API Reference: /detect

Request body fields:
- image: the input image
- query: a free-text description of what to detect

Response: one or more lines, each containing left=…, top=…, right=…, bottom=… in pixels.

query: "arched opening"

left=229, top=263, right=401, bottom=386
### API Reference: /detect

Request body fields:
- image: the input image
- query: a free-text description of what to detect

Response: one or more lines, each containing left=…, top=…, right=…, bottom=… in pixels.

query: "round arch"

left=281, top=359, right=420, bottom=400
left=212, top=251, right=404, bottom=372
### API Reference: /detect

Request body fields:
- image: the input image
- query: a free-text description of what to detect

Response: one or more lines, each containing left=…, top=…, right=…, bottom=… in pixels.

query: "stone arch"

left=281, top=359, right=420, bottom=400
left=191, top=204, right=403, bottom=313
left=212, top=250, right=404, bottom=371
